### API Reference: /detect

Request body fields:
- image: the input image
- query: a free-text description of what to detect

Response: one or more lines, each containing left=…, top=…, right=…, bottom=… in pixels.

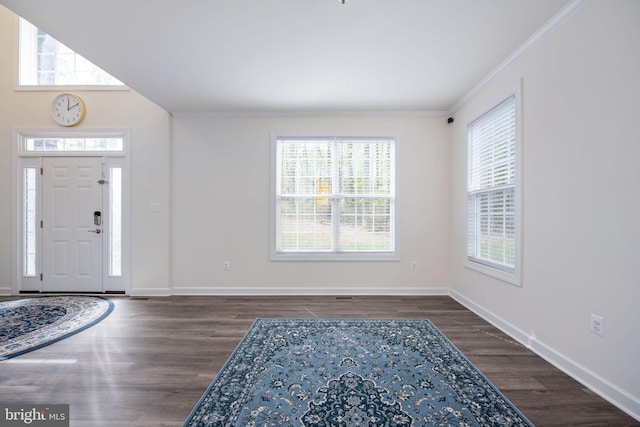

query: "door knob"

left=88, top=229, right=102, bottom=234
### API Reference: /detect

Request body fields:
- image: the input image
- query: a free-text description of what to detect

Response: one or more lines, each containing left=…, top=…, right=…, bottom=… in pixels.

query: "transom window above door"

left=23, top=137, right=124, bottom=152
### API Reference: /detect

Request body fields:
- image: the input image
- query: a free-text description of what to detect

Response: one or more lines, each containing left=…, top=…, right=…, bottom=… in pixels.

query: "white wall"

left=0, top=5, right=172, bottom=294
left=0, top=4, right=452, bottom=295
left=449, top=0, right=640, bottom=418
left=171, top=115, right=451, bottom=294
left=2, top=0, right=638, bottom=419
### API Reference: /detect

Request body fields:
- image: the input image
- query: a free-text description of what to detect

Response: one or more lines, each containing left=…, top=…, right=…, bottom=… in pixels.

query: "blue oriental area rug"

left=183, top=318, right=533, bottom=427
left=0, top=295, right=113, bottom=360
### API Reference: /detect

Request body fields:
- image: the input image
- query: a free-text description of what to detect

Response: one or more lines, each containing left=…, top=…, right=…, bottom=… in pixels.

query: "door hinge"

left=40, top=273, right=43, bottom=281
left=40, top=220, right=43, bottom=228
left=40, top=167, right=43, bottom=175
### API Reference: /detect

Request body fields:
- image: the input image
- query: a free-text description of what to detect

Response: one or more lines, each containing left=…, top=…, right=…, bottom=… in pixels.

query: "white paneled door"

left=42, top=157, right=103, bottom=292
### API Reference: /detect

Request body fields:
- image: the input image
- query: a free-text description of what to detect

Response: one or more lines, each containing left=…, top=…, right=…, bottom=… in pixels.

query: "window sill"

left=272, top=252, right=400, bottom=262
left=15, top=85, right=130, bottom=92
left=464, top=258, right=521, bottom=287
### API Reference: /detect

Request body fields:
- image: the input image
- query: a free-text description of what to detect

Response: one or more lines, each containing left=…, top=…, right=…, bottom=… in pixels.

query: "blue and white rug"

left=184, top=318, right=533, bottom=427
left=0, top=295, right=113, bottom=361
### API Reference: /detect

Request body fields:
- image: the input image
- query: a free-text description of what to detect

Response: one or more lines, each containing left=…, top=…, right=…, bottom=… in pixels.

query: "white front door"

left=42, top=157, right=104, bottom=292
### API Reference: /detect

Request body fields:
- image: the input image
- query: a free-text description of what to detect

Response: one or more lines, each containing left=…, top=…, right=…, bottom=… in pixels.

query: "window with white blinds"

left=273, top=136, right=396, bottom=259
left=466, top=95, right=520, bottom=280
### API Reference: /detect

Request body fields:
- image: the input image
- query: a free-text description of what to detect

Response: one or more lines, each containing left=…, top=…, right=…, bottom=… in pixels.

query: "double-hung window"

left=273, top=136, right=396, bottom=260
left=466, top=95, right=521, bottom=284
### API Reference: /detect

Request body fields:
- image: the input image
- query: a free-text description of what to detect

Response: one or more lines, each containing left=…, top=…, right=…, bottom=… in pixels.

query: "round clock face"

left=51, top=93, right=86, bottom=126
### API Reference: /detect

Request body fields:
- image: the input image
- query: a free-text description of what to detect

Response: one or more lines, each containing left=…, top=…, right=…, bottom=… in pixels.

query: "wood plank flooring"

left=0, top=296, right=637, bottom=426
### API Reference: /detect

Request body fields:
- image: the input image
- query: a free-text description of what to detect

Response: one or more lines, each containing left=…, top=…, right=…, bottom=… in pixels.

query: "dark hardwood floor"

left=0, top=296, right=637, bottom=426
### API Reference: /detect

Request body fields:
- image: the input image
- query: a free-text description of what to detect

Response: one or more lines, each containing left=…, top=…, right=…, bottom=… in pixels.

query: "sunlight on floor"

left=2, top=359, right=78, bottom=364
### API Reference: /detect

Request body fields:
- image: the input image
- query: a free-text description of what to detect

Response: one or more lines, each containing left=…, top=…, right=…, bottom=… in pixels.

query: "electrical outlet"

left=223, top=261, right=230, bottom=271
left=590, top=314, right=604, bottom=337
left=410, top=261, right=417, bottom=271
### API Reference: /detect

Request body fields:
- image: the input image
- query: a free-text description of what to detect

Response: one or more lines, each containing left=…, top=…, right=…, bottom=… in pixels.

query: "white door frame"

left=12, top=129, right=131, bottom=294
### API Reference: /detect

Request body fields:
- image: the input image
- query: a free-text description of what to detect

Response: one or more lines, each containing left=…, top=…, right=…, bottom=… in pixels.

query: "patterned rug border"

left=0, top=295, right=114, bottom=361
left=184, top=317, right=534, bottom=427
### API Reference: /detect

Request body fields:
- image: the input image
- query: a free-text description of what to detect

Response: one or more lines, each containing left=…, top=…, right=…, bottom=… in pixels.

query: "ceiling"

left=1, top=0, right=573, bottom=114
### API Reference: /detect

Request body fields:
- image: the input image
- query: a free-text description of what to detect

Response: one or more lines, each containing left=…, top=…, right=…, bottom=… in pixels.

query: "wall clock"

left=51, top=93, right=86, bottom=126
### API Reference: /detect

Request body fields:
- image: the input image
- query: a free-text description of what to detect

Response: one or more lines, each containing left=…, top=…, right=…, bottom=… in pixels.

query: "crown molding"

left=171, top=110, right=448, bottom=119
left=448, top=0, right=590, bottom=115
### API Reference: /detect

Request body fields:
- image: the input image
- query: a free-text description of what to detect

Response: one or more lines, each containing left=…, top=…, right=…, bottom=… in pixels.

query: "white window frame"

left=271, top=133, right=399, bottom=261
left=16, top=17, right=127, bottom=91
left=12, top=129, right=131, bottom=293
left=464, top=86, right=522, bottom=286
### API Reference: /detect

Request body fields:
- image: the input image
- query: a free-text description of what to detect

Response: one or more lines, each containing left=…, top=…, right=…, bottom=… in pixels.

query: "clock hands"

left=53, top=94, right=85, bottom=126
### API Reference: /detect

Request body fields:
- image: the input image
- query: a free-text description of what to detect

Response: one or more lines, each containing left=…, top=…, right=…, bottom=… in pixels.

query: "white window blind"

left=275, top=137, right=395, bottom=257
left=467, top=96, right=517, bottom=272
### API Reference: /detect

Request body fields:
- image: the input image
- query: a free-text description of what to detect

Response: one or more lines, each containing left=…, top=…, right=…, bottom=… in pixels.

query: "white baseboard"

left=0, top=286, right=13, bottom=296
left=449, top=290, right=640, bottom=422
left=449, top=290, right=531, bottom=345
left=529, top=337, right=640, bottom=421
left=170, top=285, right=450, bottom=296
left=128, top=288, right=171, bottom=297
